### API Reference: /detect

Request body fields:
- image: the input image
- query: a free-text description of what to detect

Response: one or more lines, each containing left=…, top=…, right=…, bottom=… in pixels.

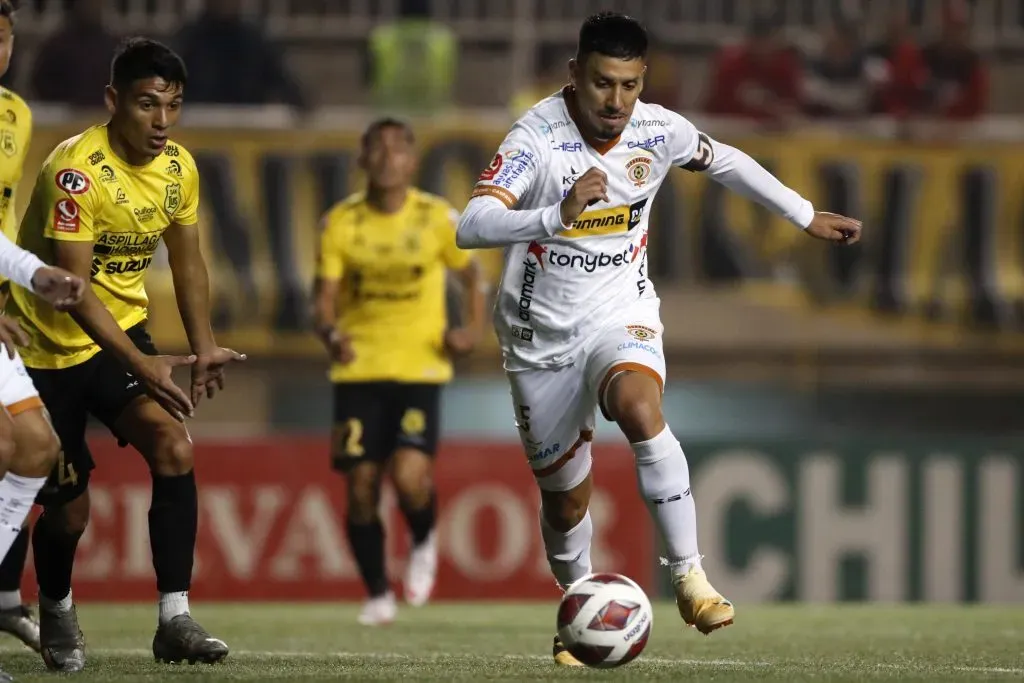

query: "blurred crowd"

left=702, top=3, right=987, bottom=125
left=0, top=0, right=994, bottom=126
left=5, top=0, right=310, bottom=110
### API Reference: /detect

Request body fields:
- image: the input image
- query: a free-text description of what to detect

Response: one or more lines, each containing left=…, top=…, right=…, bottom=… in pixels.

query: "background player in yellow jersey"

left=1, top=38, right=243, bottom=672
left=314, top=118, right=485, bottom=625
left=0, top=1, right=90, bottom=668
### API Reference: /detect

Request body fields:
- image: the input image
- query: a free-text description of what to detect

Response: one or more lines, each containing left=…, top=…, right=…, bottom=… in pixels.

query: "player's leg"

left=88, top=325, right=226, bottom=664
left=508, top=366, right=595, bottom=667
left=105, top=397, right=227, bottom=663
left=0, top=354, right=65, bottom=654
left=389, top=384, right=441, bottom=607
left=22, top=362, right=95, bottom=673
left=331, top=382, right=395, bottom=625
left=0, top=402, right=63, bottom=654
left=588, top=311, right=734, bottom=635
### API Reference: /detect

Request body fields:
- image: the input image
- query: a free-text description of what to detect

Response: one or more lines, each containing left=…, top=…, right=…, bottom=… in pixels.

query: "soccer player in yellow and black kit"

left=314, top=118, right=485, bottom=625
left=0, top=38, right=242, bottom=671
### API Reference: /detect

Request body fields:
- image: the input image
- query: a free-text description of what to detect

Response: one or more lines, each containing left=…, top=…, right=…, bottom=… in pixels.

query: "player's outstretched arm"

left=53, top=239, right=197, bottom=420
left=163, top=222, right=246, bottom=408
left=697, top=138, right=861, bottom=243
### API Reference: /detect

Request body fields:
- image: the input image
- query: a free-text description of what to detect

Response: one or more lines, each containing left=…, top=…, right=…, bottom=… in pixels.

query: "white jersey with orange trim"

left=457, top=88, right=815, bottom=370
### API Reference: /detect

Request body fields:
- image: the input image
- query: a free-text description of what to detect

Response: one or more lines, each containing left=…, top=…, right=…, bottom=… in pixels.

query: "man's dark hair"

left=110, top=37, right=188, bottom=91
left=576, top=12, right=648, bottom=62
left=0, top=0, right=17, bottom=27
left=361, top=117, right=415, bottom=149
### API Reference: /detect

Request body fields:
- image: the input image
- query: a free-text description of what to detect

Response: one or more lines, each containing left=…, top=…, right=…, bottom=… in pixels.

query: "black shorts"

left=331, top=382, right=442, bottom=472
left=30, top=323, right=156, bottom=506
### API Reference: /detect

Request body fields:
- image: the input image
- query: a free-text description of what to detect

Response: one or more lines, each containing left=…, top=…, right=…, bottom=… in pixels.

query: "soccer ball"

left=556, top=572, right=653, bottom=668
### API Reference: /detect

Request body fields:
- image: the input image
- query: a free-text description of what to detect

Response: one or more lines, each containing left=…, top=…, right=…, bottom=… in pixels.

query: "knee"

left=391, top=454, right=433, bottom=506
left=150, top=429, right=194, bottom=476
left=0, top=437, right=13, bottom=475
left=13, top=417, right=60, bottom=478
left=346, top=466, right=381, bottom=523
left=606, top=374, right=664, bottom=443
left=44, top=496, right=89, bottom=537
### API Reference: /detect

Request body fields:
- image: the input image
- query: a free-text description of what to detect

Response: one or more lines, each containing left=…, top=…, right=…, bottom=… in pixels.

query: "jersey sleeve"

left=173, top=149, right=201, bottom=225
left=470, top=120, right=546, bottom=209
left=439, top=205, right=472, bottom=270
left=665, top=108, right=715, bottom=172
left=316, top=212, right=345, bottom=280
left=43, top=165, right=99, bottom=243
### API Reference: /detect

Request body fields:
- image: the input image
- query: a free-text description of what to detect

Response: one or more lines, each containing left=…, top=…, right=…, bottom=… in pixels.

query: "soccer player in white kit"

left=456, top=12, right=862, bottom=666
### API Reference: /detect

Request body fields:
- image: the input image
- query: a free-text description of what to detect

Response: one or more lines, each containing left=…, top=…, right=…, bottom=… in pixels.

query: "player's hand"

left=559, top=168, right=609, bottom=226
left=135, top=354, right=197, bottom=421
left=805, top=212, right=862, bottom=245
left=31, top=266, right=87, bottom=311
left=191, top=347, right=247, bottom=407
left=444, top=326, right=481, bottom=357
left=324, top=329, right=355, bottom=365
left=0, top=316, right=28, bottom=359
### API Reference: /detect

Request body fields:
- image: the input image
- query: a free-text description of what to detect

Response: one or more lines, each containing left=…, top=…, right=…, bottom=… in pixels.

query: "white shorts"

left=0, top=349, right=42, bottom=417
left=507, top=298, right=666, bottom=492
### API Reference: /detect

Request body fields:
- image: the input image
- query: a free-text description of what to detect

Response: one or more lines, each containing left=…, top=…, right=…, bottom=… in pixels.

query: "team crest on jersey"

left=164, top=183, right=181, bottom=213
left=55, top=169, right=90, bottom=194
left=625, top=155, right=652, bottom=188
left=626, top=324, right=657, bottom=341
left=0, top=131, right=15, bottom=158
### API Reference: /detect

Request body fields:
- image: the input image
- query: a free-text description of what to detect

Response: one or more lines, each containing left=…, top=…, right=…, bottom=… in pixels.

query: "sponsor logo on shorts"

left=626, top=325, right=657, bottom=341
left=617, top=340, right=660, bottom=358
left=528, top=441, right=561, bottom=463
left=511, top=325, right=534, bottom=342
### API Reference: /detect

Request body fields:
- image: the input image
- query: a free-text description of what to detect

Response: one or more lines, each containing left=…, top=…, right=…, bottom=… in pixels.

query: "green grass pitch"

left=0, top=603, right=1020, bottom=681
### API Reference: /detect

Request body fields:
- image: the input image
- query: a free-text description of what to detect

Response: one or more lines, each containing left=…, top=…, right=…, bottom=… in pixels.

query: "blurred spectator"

left=367, top=16, right=456, bottom=113
left=920, top=0, right=988, bottom=119
left=803, top=20, right=870, bottom=118
left=30, top=0, right=119, bottom=107
left=864, top=7, right=928, bottom=117
left=174, top=0, right=308, bottom=109
left=704, top=14, right=802, bottom=125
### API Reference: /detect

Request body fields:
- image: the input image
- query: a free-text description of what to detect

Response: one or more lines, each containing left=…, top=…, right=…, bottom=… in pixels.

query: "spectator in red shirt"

left=921, top=0, right=988, bottom=120
left=865, top=7, right=928, bottom=117
left=704, top=14, right=802, bottom=125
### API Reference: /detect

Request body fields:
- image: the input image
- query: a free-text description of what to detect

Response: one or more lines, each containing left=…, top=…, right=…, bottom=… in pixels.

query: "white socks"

left=159, top=591, right=190, bottom=624
left=632, top=426, right=701, bottom=574
left=0, top=590, right=20, bottom=611
left=0, top=474, right=45, bottom=565
left=539, top=508, right=593, bottom=589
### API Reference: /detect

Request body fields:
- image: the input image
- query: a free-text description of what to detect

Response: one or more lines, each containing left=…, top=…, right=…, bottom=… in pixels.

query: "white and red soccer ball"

left=556, top=572, right=653, bottom=668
